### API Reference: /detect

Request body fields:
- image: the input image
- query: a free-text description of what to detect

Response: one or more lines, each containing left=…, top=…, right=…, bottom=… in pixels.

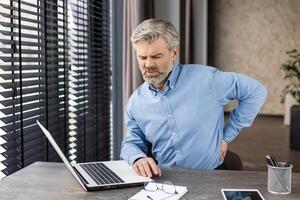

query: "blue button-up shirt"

left=121, top=64, right=267, bottom=169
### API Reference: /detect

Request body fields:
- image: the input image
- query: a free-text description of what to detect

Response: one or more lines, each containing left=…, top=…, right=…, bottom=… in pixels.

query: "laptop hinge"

left=73, top=166, right=88, bottom=185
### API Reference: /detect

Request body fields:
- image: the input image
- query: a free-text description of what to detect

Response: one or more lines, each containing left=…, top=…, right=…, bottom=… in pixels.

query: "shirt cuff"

left=223, top=124, right=239, bottom=143
left=128, top=153, right=147, bottom=165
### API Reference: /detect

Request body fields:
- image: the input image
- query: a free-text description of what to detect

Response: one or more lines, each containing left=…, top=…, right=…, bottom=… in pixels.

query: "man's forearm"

left=223, top=82, right=267, bottom=142
left=120, top=142, right=147, bottom=165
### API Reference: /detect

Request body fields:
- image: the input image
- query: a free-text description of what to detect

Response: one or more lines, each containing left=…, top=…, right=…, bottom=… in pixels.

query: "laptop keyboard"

left=80, top=163, right=125, bottom=185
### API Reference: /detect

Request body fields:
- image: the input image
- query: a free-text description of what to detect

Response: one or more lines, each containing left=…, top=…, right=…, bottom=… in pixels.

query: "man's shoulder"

left=180, top=64, right=218, bottom=74
left=127, top=83, right=148, bottom=103
left=179, top=64, right=219, bottom=80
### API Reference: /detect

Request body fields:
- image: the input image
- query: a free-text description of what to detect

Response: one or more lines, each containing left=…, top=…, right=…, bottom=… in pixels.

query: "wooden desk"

left=0, top=162, right=299, bottom=199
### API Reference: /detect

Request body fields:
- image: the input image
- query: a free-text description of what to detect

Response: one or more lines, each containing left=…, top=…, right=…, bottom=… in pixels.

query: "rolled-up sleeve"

left=211, top=70, right=268, bottom=142
left=120, top=100, right=148, bottom=165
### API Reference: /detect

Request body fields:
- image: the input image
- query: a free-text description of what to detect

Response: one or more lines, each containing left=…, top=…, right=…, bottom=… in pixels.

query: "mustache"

left=143, top=66, right=158, bottom=73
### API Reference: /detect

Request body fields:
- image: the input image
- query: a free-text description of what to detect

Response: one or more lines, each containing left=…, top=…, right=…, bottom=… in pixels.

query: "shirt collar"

left=147, top=63, right=181, bottom=94
left=167, top=63, right=180, bottom=90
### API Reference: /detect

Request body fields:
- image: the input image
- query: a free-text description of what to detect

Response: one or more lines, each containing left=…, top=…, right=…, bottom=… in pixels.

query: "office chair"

left=223, top=150, right=243, bottom=170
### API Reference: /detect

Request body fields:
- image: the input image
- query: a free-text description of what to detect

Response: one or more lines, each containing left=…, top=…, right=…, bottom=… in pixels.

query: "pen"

left=265, top=155, right=277, bottom=167
left=266, top=155, right=291, bottom=168
left=265, top=155, right=273, bottom=166
left=270, top=155, right=279, bottom=167
left=147, top=195, right=154, bottom=200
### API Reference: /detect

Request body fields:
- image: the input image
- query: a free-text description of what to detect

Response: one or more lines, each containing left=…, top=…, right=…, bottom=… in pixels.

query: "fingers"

left=142, top=160, right=152, bottom=177
left=219, top=150, right=224, bottom=160
left=221, top=150, right=226, bottom=159
left=133, top=163, right=141, bottom=176
left=220, top=140, right=228, bottom=160
left=133, top=157, right=161, bottom=177
left=157, top=166, right=162, bottom=176
left=147, top=158, right=160, bottom=176
left=220, top=151, right=226, bottom=161
left=137, top=162, right=147, bottom=177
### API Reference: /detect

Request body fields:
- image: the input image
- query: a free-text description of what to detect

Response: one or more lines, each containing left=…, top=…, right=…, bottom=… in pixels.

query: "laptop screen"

left=37, top=120, right=87, bottom=191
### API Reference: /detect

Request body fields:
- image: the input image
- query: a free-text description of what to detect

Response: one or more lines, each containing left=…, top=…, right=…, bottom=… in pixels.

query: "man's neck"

left=153, top=72, right=171, bottom=91
left=151, top=67, right=173, bottom=91
left=153, top=82, right=165, bottom=91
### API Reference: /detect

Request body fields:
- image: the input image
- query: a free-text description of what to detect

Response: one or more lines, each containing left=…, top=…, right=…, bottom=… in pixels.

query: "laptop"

left=37, top=120, right=153, bottom=191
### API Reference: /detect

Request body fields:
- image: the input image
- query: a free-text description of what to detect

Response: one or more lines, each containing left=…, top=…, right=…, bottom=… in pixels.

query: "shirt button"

left=168, top=114, right=172, bottom=118
left=172, top=132, right=176, bottom=136
left=175, top=150, right=180, bottom=154
left=163, top=95, right=166, bottom=99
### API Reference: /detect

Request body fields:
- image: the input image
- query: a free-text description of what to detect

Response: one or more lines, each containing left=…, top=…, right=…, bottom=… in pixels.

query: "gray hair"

left=131, top=19, right=179, bottom=51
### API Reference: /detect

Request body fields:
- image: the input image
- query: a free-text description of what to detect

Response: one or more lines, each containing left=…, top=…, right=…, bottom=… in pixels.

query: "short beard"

left=143, top=73, right=165, bottom=85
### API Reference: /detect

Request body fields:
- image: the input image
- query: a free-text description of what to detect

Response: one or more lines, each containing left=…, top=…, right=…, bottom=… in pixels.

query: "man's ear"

left=171, top=47, right=179, bottom=61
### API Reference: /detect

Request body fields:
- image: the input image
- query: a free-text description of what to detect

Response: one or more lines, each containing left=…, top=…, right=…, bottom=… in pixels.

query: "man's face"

left=134, top=37, right=178, bottom=88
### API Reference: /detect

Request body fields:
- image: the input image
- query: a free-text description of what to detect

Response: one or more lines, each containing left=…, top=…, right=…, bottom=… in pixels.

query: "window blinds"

left=0, top=0, right=111, bottom=178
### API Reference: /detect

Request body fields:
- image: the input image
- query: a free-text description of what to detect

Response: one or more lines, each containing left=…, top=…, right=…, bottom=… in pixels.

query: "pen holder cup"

left=267, top=162, right=293, bottom=194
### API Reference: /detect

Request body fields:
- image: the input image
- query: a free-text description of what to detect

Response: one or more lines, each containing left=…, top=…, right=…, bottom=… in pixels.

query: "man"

left=120, top=19, right=267, bottom=177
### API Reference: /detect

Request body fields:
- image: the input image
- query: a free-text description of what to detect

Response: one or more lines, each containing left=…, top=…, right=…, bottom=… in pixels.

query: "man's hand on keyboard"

left=133, top=157, right=161, bottom=177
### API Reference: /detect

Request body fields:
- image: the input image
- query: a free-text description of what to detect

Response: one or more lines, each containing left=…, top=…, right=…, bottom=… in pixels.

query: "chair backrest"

left=224, top=150, right=243, bottom=170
